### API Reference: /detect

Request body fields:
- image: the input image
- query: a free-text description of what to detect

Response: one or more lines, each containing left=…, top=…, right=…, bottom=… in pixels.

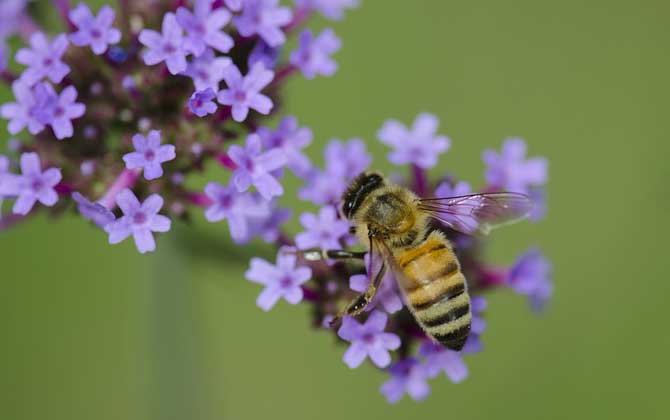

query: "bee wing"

left=418, top=192, right=533, bottom=235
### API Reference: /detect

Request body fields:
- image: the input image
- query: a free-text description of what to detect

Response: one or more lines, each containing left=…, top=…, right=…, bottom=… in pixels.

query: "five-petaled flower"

left=182, top=48, right=232, bottom=92
left=256, top=116, right=313, bottom=177
left=380, top=358, right=431, bottom=404
left=378, top=113, right=451, bottom=169
left=245, top=250, right=312, bottom=311
left=338, top=311, right=401, bottom=368
left=295, top=205, right=351, bottom=250
left=188, top=88, right=218, bottom=117
left=139, top=12, right=188, bottom=75
left=227, top=133, right=287, bottom=200
left=122, top=130, right=176, bottom=180
left=39, top=83, right=86, bottom=140
left=176, top=0, right=234, bottom=56
left=418, top=341, right=468, bottom=383
left=104, top=189, right=171, bottom=254
left=217, top=63, right=274, bottom=122
left=290, top=28, right=341, bottom=79
left=1, top=80, right=49, bottom=136
left=15, top=32, right=70, bottom=85
left=507, top=248, right=553, bottom=311
left=482, top=137, right=548, bottom=194
left=68, top=3, right=121, bottom=55
left=0, top=152, right=61, bottom=215
left=234, top=0, right=293, bottom=47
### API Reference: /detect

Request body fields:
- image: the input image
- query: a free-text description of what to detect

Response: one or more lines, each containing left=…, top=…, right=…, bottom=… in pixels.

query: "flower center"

left=144, top=149, right=156, bottom=161
left=133, top=211, right=148, bottom=225
left=54, top=106, right=65, bottom=118
left=42, top=57, right=54, bottom=67
left=196, top=69, right=209, bottom=81
left=90, top=28, right=102, bottom=39
left=362, top=333, right=375, bottom=344
left=31, top=177, right=44, bottom=192
left=193, top=98, right=203, bottom=108
left=163, top=43, right=176, bottom=54
left=218, top=194, right=233, bottom=208
left=233, top=90, right=247, bottom=102
left=279, top=276, right=293, bottom=288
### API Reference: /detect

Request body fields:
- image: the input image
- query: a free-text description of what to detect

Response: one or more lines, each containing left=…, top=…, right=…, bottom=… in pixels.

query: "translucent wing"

left=418, top=192, right=533, bottom=235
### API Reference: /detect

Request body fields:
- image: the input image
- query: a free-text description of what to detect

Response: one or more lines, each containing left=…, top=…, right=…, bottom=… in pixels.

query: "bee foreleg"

left=329, top=260, right=388, bottom=328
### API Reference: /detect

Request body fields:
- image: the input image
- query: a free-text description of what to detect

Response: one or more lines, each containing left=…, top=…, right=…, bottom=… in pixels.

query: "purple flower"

left=122, top=130, right=176, bottom=181
left=290, top=29, right=341, bottom=79
left=203, top=182, right=272, bottom=243
left=434, top=180, right=472, bottom=198
left=246, top=251, right=312, bottom=311
left=257, top=116, right=312, bottom=177
left=104, top=189, right=171, bottom=254
left=182, top=48, right=232, bottom=92
left=188, top=88, right=218, bottom=117
left=337, top=311, right=400, bottom=368
left=15, top=32, right=70, bottom=85
left=0, top=154, right=9, bottom=213
left=72, top=192, right=116, bottom=228
left=433, top=180, right=479, bottom=233
left=380, top=358, right=431, bottom=404
left=350, top=254, right=403, bottom=314
left=68, top=3, right=122, bottom=55
left=234, top=0, right=292, bottom=47
left=0, top=152, right=61, bottom=215
left=224, top=0, right=243, bottom=12
left=527, top=187, right=546, bottom=221
left=39, top=83, right=86, bottom=140
left=378, top=113, right=450, bottom=169
left=0, top=41, right=7, bottom=73
left=249, top=205, right=291, bottom=243
left=217, top=62, right=274, bottom=122
left=298, top=168, right=348, bottom=205
left=507, top=248, right=553, bottom=311
left=248, top=39, right=280, bottom=69
left=227, top=133, right=287, bottom=199
left=295, top=0, right=359, bottom=20
left=176, top=0, right=234, bottom=56
left=295, top=206, right=351, bottom=250
left=324, top=138, right=372, bottom=178
left=418, top=341, right=468, bottom=383
left=0, top=80, right=50, bottom=135
left=0, top=0, right=27, bottom=39
left=139, top=12, right=188, bottom=75
left=482, top=138, right=548, bottom=194
left=462, top=296, right=487, bottom=354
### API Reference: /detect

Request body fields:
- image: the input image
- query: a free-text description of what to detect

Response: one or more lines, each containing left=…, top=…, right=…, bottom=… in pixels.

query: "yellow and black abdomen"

left=395, top=231, right=471, bottom=351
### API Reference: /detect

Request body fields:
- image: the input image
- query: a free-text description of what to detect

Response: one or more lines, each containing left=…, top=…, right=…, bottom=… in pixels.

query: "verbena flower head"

left=139, top=12, right=188, bottom=75
left=296, top=0, right=360, bottom=20
left=68, top=3, right=121, bottom=55
left=176, top=0, right=234, bottom=56
left=246, top=251, right=312, bottom=311
left=15, top=32, right=70, bottom=85
left=0, top=152, right=61, bottom=215
left=122, top=131, right=176, bottom=180
left=227, top=133, right=287, bottom=199
left=338, top=311, right=401, bottom=368
left=290, top=28, right=341, bottom=79
left=234, top=0, right=293, bottom=47
left=483, top=137, right=548, bottom=194
left=217, top=63, right=274, bottom=122
left=378, top=113, right=451, bottom=169
left=508, top=248, right=553, bottom=311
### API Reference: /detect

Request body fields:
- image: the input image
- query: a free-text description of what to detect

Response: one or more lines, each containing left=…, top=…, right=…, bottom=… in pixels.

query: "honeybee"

left=300, top=172, right=533, bottom=351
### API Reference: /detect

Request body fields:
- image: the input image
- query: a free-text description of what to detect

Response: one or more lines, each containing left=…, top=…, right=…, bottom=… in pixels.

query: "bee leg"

left=329, top=260, right=388, bottom=328
left=293, top=249, right=366, bottom=262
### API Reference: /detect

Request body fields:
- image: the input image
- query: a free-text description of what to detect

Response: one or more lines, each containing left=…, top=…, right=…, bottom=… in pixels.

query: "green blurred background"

left=1, top=0, right=669, bottom=419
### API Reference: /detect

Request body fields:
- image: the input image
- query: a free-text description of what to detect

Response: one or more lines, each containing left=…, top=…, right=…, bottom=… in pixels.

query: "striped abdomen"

left=395, top=231, right=471, bottom=351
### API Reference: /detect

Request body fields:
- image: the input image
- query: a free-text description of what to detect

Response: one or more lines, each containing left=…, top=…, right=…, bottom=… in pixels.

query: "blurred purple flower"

left=122, top=130, right=176, bottom=180
left=295, top=0, right=359, bottom=20
left=0, top=152, right=61, bottom=215
left=433, top=180, right=479, bottom=233
left=1, top=80, right=50, bottom=135
left=39, top=83, right=86, bottom=140
left=418, top=341, right=468, bottom=383
left=139, top=13, right=188, bottom=75
left=295, top=205, right=350, bottom=250
left=68, top=3, right=121, bottom=55
left=462, top=296, right=487, bottom=354
left=378, top=113, right=451, bottom=169
left=188, top=88, right=218, bottom=117
left=290, top=29, right=340, bottom=79
left=72, top=192, right=116, bottom=228
left=104, top=189, right=171, bottom=254
left=507, top=248, right=552, bottom=311
left=203, top=182, right=272, bottom=243
left=434, top=180, right=471, bottom=198
left=380, top=358, right=431, bottom=404
left=350, top=254, right=403, bottom=314
left=217, top=62, right=274, bottom=122
left=482, top=138, right=548, bottom=194
left=227, top=133, right=287, bottom=199
left=248, top=39, right=280, bottom=69
left=257, top=116, right=312, bottom=177
left=0, top=155, right=9, bottom=213
left=0, top=0, right=27, bottom=39
left=234, top=0, right=292, bottom=47
left=224, top=0, right=243, bottom=12
left=338, top=311, right=400, bottom=368
left=528, top=187, right=547, bottom=221
left=182, top=48, right=232, bottom=92
left=15, top=32, right=70, bottom=85
left=0, top=42, right=7, bottom=73
left=176, top=0, right=233, bottom=56
left=250, top=205, right=291, bottom=243
left=298, top=168, right=347, bottom=205
left=246, top=251, right=312, bottom=311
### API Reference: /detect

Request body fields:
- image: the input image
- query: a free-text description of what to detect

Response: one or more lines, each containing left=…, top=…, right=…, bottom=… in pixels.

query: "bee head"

left=340, top=172, right=385, bottom=219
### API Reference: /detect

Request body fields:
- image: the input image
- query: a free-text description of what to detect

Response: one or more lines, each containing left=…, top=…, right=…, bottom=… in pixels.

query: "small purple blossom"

left=248, top=40, right=280, bottom=69
left=337, top=311, right=401, bottom=368
left=434, top=180, right=472, bottom=198
left=182, top=48, right=232, bottom=92
left=68, top=3, right=122, bottom=55
left=104, top=189, right=171, bottom=254
left=298, top=169, right=347, bottom=205
left=15, top=32, right=70, bottom=85
left=290, top=29, right=341, bottom=79
left=224, top=0, right=243, bottom=12
left=122, top=130, right=176, bottom=180
left=295, top=205, right=350, bottom=250
left=139, top=12, right=188, bottom=75
left=39, top=83, right=86, bottom=140
left=0, top=152, right=61, bottom=215
left=0, top=0, right=27, bottom=39
left=433, top=180, right=479, bottom=232
left=295, top=0, right=359, bottom=20
left=72, top=192, right=116, bottom=228
left=188, top=88, right=218, bottom=117
left=257, top=116, right=312, bottom=177
left=0, top=80, right=49, bottom=135
left=418, top=341, right=468, bottom=383
left=246, top=251, right=312, bottom=311
left=378, top=113, right=451, bottom=169
left=250, top=205, right=291, bottom=243
left=203, top=182, right=272, bottom=243
left=0, top=155, right=9, bottom=213
left=482, top=138, right=548, bottom=194
left=462, top=296, right=487, bottom=354
left=507, top=248, right=553, bottom=311
left=234, top=0, right=292, bottom=47
left=227, top=133, right=287, bottom=199
left=217, top=62, right=274, bottom=122
left=350, top=254, right=403, bottom=314
left=380, top=358, right=431, bottom=404
left=176, top=0, right=234, bottom=56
